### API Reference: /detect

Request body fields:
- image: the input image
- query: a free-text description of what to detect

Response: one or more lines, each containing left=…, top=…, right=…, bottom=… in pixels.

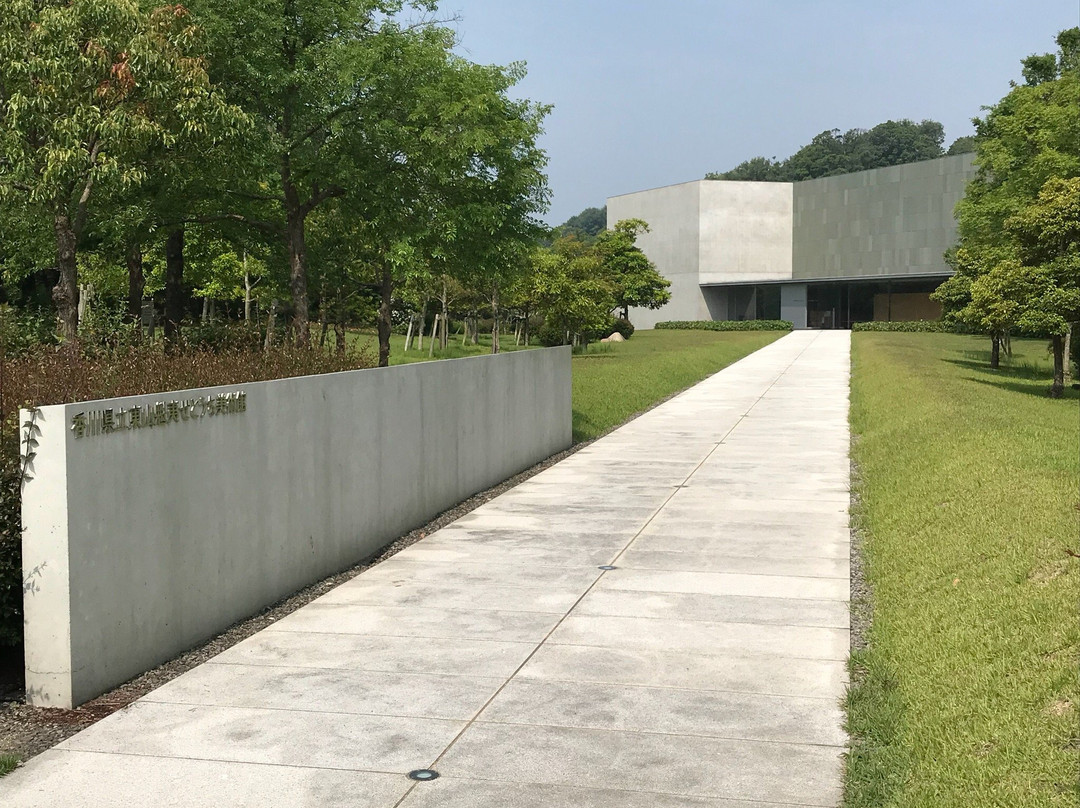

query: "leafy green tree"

left=947, top=135, right=977, bottom=155
left=0, top=0, right=238, bottom=340
left=557, top=206, right=607, bottom=241
left=595, top=219, right=670, bottom=320
left=707, top=119, right=946, bottom=182
left=185, top=0, right=451, bottom=345
left=532, top=236, right=614, bottom=345
left=1001, top=177, right=1080, bottom=395
left=933, top=28, right=1080, bottom=387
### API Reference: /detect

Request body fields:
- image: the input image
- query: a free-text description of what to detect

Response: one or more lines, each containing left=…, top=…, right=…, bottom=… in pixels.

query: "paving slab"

left=517, top=643, right=848, bottom=699
left=0, top=330, right=852, bottom=807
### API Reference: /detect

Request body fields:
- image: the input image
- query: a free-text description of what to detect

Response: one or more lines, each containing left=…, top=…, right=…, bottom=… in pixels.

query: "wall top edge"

left=699, top=272, right=953, bottom=287
left=611, top=153, right=975, bottom=203
left=607, top=178, right=709, bottom=202
left=18, top=346, right=569, bottom=415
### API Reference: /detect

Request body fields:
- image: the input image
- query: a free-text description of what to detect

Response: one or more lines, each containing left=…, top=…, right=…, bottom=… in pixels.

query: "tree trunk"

left=264, top=299, right=278, bottom=350
left=405, top=315, right=415, bottom=351
left=52, top=213, right=79, bottom=341
left=523, top=307, right=530, bottom=346
left=77, top=284, right=90, bottom=325
left=334, top=318, right=346, bottom=355
left=437, top=279, right=446, bottom=350
left=491, top=284, right=501, bottom=355
left=377, top=264, right=393, bottom=368
left=164, top=227, right=185, bottom=353
left=429, top=315, right=439, bottom=358
left=1051, top=334, right=1065, bottom=398
left=317, top=277, right=329, bottom=348
left=1064, top=324, right=1074, bottom=385
left=202, top=296, right=210, bottom=322
left=282, top=177, right=311, bottom=346
left=990, top=334, right=1001, bottom=369
left=243, top=252, right=253, bottom=322
left=126, top=242, right=144, bottom=331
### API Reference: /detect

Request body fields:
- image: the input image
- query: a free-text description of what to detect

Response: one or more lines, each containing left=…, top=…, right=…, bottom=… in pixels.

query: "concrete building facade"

left=608, top=153, right=976, bottom=329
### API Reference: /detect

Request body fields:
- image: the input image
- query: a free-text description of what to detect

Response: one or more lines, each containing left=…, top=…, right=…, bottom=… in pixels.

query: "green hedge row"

left=655, top=320, right=794, bottom=332
left=851, top=320, right=952, bottom=333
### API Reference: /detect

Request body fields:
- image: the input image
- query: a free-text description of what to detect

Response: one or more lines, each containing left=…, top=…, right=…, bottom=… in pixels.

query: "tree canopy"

left=933, top=27, right=1080, bottom=396
left=706, top=119, right=952, bottom=182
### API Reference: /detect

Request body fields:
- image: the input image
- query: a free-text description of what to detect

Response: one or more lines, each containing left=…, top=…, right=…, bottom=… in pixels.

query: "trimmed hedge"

left=655, top=320, right=794, bottom=332
left=851, top=320, right=951, bottom=333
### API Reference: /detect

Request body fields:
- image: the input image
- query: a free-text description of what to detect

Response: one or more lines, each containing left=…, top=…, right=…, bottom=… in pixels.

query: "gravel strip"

left=849, top=449, right=872, bottom=655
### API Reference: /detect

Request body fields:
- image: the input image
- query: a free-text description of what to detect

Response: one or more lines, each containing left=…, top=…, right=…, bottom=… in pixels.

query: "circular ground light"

left=407, top=770, right=440, bottom=782
left=598, top=565, right=617, bottom=571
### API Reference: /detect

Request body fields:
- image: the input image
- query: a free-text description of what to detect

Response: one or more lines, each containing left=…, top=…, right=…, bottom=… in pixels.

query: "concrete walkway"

left=1, top=330, right=851, bottom=807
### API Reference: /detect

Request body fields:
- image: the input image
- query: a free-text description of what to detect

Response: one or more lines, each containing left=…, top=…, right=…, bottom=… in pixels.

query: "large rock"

left=601, top=332, right=626, bottom=343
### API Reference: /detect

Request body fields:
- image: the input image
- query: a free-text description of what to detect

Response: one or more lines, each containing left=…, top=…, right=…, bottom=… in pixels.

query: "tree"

left=706, top=119, right=946, bottom=182
left=532, top=236, right=614, bottom=345
left=1002, top=177, right=1080, bottom=395
left=933, top=28, right=1080, bottom=389
left=0, top=0, right=239, bottom=340
left=557, top=206, right=607, bottom=241
left=186, top=0, right=448, bottom=345
left=595, top=219, right=670, bottom=320
left=947, top=135, right=977, bottom=155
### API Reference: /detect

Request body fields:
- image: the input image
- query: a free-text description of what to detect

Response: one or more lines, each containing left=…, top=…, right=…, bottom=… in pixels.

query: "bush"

left=0, top=339, right=376, bottom=647
left=851, top=320, right=951, bottom=333
left=537, top=320, right=568, bottom=347
left=655, top=320, right=793, bottom=332
left=183, top=320, right=264, bottom=352
left=0, top=306, right=58, bottom=357
left=0, top=444, right=20, bottom=648
left=610, top=317, right=635, bottom=340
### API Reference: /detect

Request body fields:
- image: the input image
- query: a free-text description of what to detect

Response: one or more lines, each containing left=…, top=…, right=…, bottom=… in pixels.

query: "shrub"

left=851, top=320, right=951, bottom=333
left=537, top=320, right=568, bottom=347
left=655, top=320, right=794, bottom=332
left=0, top=443, right=20, bottom=648
left=183, top=320, right=264, bottom=352
left=0, top=339, right=376, bottom=647
left=0, top=306, right=58, bottom=357
left=610, top=317, right=635, bottom=340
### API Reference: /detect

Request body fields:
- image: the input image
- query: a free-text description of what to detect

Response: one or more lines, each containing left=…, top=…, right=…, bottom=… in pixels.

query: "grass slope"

left=570, top=330, right=781, bottom=442
left=847, top=333, right=1080, bottom=807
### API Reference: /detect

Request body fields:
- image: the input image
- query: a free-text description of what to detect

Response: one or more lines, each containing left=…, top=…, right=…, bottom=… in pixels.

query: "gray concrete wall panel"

left=21, top=349, right=572, bottom=708
left=698, top=181, right=793, bottom=285
left=608, top=182, right=703, bottom=328
left=791, top=154, right=975, bottom=281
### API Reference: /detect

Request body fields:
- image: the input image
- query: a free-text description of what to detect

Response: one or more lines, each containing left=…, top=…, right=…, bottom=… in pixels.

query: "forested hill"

left=706, top=119, right=976, bottom=182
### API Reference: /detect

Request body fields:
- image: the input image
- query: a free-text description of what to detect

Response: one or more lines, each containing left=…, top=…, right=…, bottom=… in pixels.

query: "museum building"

left=608, top=153, right=976, bottom=330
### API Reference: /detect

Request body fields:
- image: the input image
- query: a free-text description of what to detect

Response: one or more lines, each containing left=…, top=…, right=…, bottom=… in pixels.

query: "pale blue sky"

left=447, top=0, right=1080, bottom=224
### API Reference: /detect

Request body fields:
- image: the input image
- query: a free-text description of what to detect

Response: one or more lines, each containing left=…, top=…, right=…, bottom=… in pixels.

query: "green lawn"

left=569, top=329, right=782, bottom=442
left=847, top=333, right=1080, bottom=807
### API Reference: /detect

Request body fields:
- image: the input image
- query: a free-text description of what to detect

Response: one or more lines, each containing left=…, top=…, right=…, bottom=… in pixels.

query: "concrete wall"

left=791, top=153, right=975, bottom=281
left=608, top=182, right=703, bottom=329
left=21, top=349, right=572, bottom=708
left=698, top=181, right=793, bottom=285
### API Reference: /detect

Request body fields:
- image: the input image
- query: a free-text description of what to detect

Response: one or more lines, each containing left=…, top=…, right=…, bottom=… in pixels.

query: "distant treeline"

left=706, top=119, right=976, bottom=182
